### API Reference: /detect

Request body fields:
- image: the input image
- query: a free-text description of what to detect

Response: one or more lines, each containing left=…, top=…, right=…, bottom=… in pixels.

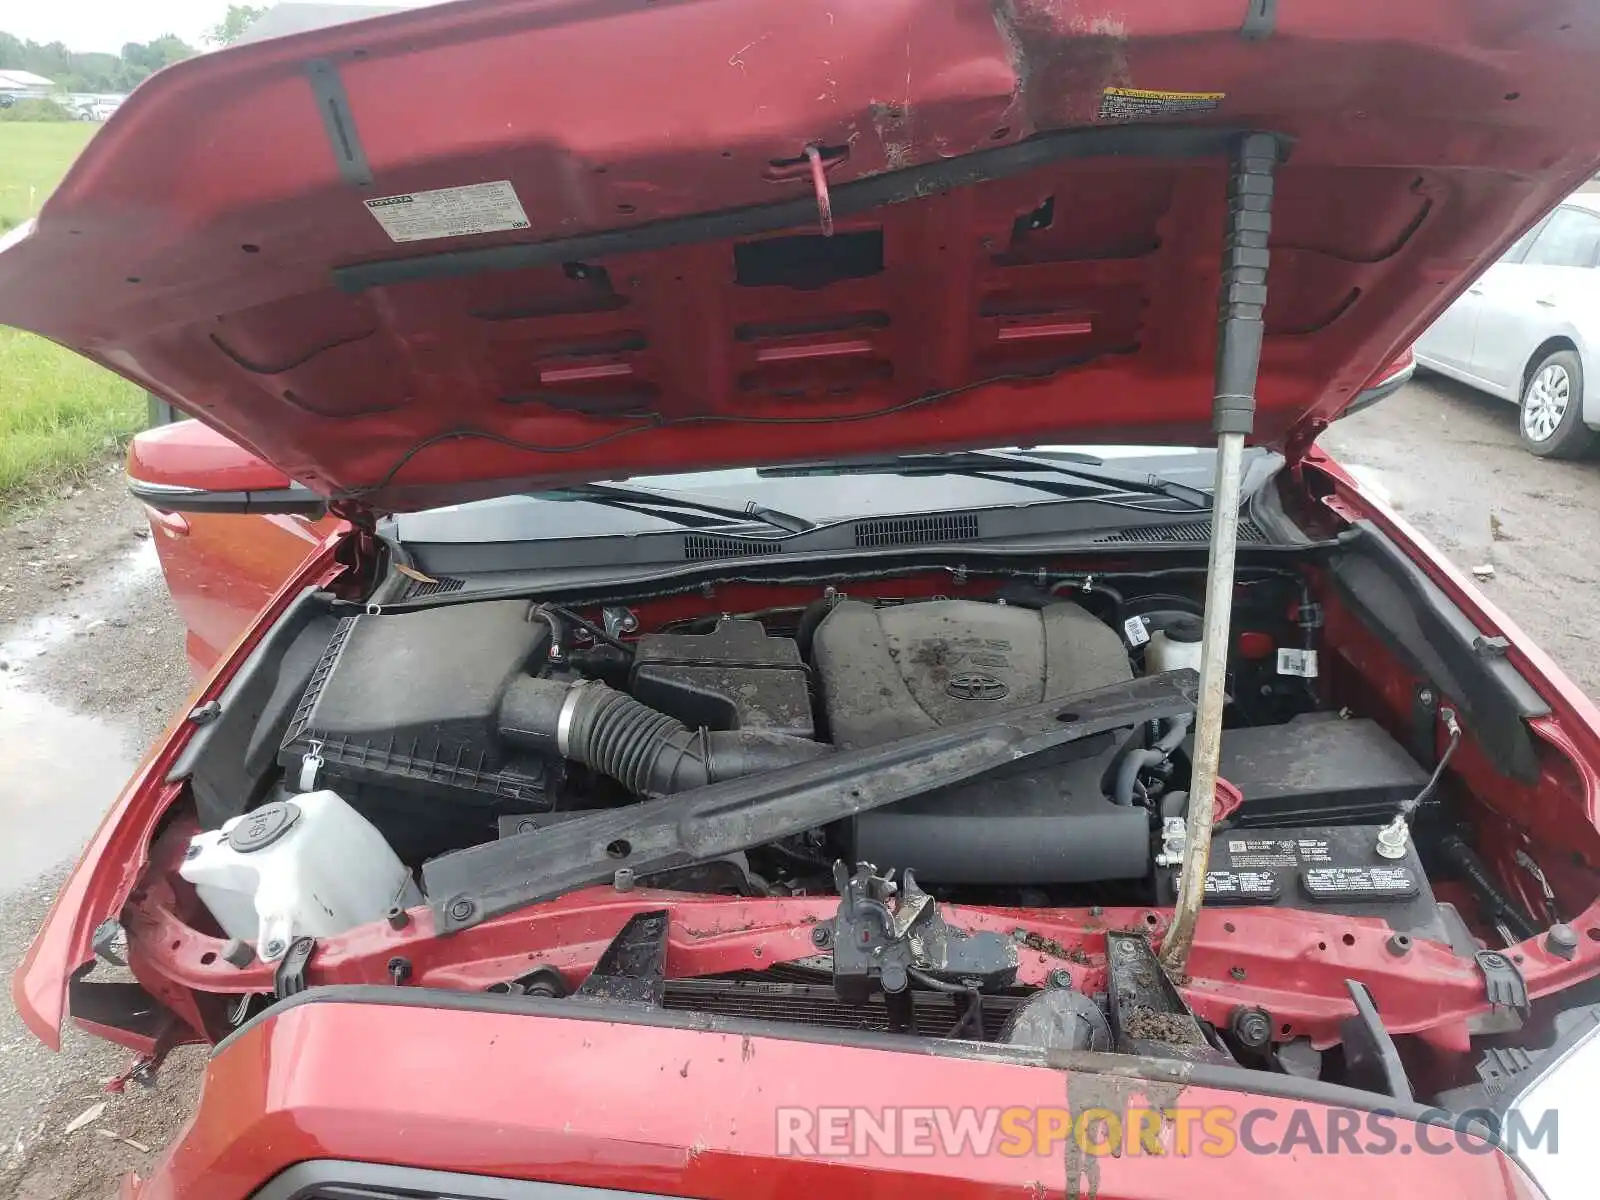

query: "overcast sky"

left=0, top=0, right=433, bottom=55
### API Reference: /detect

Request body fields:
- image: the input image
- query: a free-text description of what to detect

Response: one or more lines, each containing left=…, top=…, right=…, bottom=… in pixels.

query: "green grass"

left=0, top=121, right=98, bottom=232
left=0, top=327, right=145, bottom=502
left=0, top=122, right=143, bottom=513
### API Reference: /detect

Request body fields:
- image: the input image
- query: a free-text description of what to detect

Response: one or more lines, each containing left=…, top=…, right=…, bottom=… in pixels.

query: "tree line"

left=0, top=7, right=266, bottom=93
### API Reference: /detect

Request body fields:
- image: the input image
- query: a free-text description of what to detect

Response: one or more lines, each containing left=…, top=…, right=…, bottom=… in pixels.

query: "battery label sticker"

left=1277, top=648, right=1319, bottom=678
left=1302, top=866, right=1420, bottom=901
left=1205, top=870, right=1281, bottom=902
left=1123, top=615, right=1151, bottom=647
left=364, top=181, right=530, bottom=243
left=1225, top=837, right=1335, bottom=870
left=1099, top=88, right=1225, bottom=122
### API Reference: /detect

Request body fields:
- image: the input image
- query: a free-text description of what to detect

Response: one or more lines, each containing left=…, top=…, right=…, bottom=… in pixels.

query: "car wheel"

left=1519, top=349, right=1597, bottom=459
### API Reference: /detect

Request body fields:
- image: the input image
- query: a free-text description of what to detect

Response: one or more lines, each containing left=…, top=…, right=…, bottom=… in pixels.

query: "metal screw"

left=1230, top=966, right=1247, bottom=981
left=1117, top=940, right=1137, bottom=958
left=811, top=925, right=833, bottom=948
left=386, top=905, right=409, bottom=930
left=1089, top=905, right=1104, bottom=917
left=1048, top=968, right=1074, bottom=989
left=447, top=897, right=476, bottom=922
left=1418, top=686, right=1437, bottom=709
left=263, top=939, right=286, bottom=959
left=613, top=867, right=636, bottom=893
left=1480, top=952, right=1506, bottom=969
left=184, top=842, right=202, bottom=860
left=387, top=956, right=412, bottom=985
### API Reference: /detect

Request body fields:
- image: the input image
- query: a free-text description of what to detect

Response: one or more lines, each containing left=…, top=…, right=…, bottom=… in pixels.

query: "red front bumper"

left=128, top=989, right=1541, bottom=1199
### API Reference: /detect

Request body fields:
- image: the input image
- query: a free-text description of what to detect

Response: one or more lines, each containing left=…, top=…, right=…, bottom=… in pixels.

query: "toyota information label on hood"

left=363, top=181, right=530, bottom=242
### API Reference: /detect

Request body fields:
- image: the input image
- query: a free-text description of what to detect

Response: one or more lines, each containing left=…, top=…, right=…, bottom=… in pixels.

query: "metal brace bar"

left=1162, top=132, right=1280, bottom=972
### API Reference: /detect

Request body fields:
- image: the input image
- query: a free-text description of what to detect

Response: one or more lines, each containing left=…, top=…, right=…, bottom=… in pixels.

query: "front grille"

left=853, top=512, right=981, bottom=548
left=682, top=533, right=784, bottom=560
left=1093, top=518, right=1268, bottom=545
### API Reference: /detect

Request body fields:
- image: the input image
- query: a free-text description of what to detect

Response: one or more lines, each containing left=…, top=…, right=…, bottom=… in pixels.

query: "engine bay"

left=127, top=546, right=1600, bottom=1114
left=243, top=576, right=1432, bottom=919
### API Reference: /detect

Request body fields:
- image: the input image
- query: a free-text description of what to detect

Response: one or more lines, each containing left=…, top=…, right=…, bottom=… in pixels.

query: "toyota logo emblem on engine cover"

left=946, top=672, right=1010, bottom=701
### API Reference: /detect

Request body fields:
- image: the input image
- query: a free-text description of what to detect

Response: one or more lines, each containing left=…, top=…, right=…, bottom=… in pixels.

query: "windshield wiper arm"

left=535, top=482, right=816, bottom=534
left=762, top=451, right=1212, bottom=510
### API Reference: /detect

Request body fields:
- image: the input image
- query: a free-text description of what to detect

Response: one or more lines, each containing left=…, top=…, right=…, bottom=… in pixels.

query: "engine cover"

left=812, top=599, right=1146, bottom=884
left=812, top=598, right=1132, bottom=749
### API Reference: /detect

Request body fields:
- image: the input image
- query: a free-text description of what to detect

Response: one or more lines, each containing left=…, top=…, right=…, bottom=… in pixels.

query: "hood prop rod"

left=1161, top=132, right=1281, bottom=974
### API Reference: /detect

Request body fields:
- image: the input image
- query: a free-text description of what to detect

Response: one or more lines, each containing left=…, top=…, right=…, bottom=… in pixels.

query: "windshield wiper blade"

left=762, top=451, right=1212, bottom=510
left=535, top=482, right=815, bottom=534
left=423, top=670, right=1197, bottom=930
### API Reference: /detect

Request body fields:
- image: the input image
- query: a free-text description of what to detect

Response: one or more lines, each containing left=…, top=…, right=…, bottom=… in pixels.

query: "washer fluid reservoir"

left=1145, top=615, right=1204, bottom=676
left=179, top=790, right=420, bottom=961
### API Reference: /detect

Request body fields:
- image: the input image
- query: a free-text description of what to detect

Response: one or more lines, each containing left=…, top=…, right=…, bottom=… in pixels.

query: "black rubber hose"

left=1112, top=748, right=1166, bottom=806
left=1153, top=713, right=1193, bottom=754
left=1108, top=715, right=1191, bottom=805
left=500, top=677, right=831, bottom=795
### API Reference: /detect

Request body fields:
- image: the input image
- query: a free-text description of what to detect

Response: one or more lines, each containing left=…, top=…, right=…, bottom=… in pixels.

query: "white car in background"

left=1416, top=193, right=1600, bottom=458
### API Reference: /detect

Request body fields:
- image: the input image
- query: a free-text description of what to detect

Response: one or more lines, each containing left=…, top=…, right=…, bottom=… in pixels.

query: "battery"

left=1160, top=823, right=1450, bottom=943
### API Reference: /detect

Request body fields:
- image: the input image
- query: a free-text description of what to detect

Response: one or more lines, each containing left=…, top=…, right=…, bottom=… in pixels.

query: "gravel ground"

left=0, top=468, right=201, bottom=1200
left=1322, top=370, right=1600, bottom=698
left=2, top=378, right=1600, bottom=1197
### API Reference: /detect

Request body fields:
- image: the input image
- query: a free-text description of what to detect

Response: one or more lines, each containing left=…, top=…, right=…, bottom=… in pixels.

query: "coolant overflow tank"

left=179, top=790, right=421, bottom=960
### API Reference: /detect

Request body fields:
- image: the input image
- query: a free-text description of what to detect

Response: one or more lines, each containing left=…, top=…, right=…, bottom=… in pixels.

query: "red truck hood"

left=139, top=989, right=1544, bottom=1199
left=2, top=0, right=1600, bottom=510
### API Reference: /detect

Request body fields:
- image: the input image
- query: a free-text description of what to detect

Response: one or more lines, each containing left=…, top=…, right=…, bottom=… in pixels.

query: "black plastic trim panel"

left=166, top=588, right=341, bottom=828
left=1329, top=521, right=1548, bottom=781
left=334, top=125, right=1279, bottom=292
left=254, top=1160, right=666, bottom=1200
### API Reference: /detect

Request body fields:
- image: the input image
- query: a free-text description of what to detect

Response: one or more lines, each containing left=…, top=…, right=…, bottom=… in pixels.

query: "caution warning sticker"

left=363, top=180, right=530, bottom=243
left=1099, top=87, right=1225, bottom=122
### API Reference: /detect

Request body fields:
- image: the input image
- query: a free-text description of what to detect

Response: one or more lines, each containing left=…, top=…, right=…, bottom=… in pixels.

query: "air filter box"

left=278, top=601, right=559, bottom=848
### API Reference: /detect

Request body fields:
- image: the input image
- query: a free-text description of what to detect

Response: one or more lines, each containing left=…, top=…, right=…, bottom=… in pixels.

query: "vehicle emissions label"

left=1099, top=87, right=1225, bottom=122
left=363, top=180, right=530, bottom=243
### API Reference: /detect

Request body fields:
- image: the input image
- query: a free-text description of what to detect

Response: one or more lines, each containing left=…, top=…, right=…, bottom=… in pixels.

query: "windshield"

left=389, top=445, right=1253, bottom=546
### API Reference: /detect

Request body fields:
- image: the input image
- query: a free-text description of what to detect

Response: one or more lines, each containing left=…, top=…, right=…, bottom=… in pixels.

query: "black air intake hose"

left=499, top=677, right=831, bottom=795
